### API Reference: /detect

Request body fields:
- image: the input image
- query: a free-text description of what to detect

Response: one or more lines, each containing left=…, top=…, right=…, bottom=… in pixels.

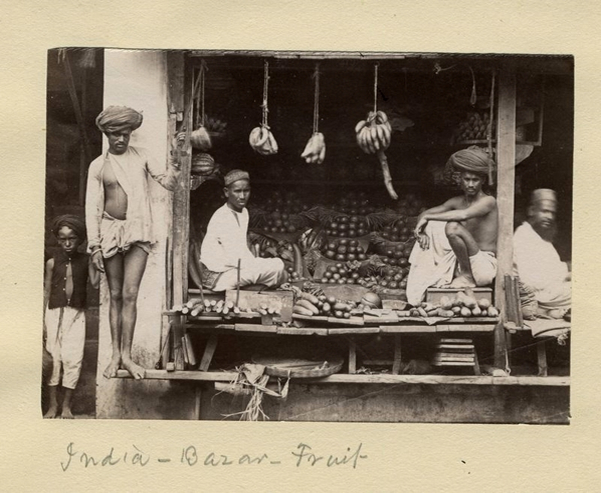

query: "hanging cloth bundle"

left=354, top=63, right=398, bottom=200
left=301, top=63, right=326, bottom=164
left=249, top=61, right=278, bottom=155
left=189, top=61, right=212, bottom=151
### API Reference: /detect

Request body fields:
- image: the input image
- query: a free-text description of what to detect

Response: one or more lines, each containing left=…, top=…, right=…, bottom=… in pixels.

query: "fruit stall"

left=109, top=51, right=572, bottom=422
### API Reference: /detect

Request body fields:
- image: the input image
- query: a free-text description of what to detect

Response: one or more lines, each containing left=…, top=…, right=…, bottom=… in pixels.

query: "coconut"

left=361, top=291, right=382, bottom=309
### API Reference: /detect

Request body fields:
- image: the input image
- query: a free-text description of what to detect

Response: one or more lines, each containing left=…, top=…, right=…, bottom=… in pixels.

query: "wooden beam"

left=494, top=69, right=517, bottom=370
left=115, top=370, right=570, bottom=387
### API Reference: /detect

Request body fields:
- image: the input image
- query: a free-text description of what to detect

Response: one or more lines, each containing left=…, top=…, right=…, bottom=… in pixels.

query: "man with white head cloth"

left=513, top=189, right=571, bottom=317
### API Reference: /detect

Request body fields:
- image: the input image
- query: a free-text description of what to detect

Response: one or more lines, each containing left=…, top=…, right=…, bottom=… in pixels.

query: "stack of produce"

left=358, top=267, right=408, bottom=291
left=322, top=239, right=367, bottom=262
left=404, top=293, right=499, bottom=318
left=319, top=263, right=362, bottom=285
left=292, top=292, right=359, bottom=320
left=453, top=111, right=493, bottom=143
left=263, top=191, right=308, bottom=214
left=378, top=224, right=414, bottom=243
left=259, top=211, right=299, bottom=234
left=336, top=192, right=377, bottom=215
left=173, top=299, right=240, bottom=317
left=324, top=215, right=369, bottom=238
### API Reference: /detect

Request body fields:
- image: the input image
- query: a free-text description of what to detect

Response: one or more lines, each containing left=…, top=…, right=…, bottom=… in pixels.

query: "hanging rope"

left=487, top=70, right=496, bottom=186
left=312, top=63, right=320, bottom=134
left=195, top=60, right=208, bottom=127
left=373, top=62, right=379, bottom=113
left=469, top=66, right=477, bottom=106
left=261, top=60, right=270, bottom=128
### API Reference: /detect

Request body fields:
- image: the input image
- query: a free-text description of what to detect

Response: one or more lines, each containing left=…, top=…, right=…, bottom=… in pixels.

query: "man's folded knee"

left=445, top=221, right=462, bottom=236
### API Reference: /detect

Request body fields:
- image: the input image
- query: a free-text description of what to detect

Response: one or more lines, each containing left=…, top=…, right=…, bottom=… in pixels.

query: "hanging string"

left=373, top=63, right=379, bottom=113
left=196, top=60, right=208, bottom=127
left=469, top=66, right=477, bottom=106
left=312, top=63, right=320, bottom=134
left=262, top=61, right=270, bottom=127
left=487, top=70, right=496, bottom=186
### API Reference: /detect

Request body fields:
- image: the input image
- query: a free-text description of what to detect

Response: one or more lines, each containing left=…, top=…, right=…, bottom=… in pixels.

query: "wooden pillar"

left=493, top=69, right=517, bottom=369
left=167, top=52, right=190, bottom=370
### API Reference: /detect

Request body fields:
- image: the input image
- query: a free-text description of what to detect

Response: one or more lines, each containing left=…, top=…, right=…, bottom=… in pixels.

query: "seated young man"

left=406, top=147, right=498, bottom=306
left=199, top=170, right=288, bottom=291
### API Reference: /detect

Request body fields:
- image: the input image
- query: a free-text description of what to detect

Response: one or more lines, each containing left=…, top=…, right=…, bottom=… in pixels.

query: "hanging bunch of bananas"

left=355, top=110, right=392, bottom=154
left=301, top=132, right=326, bottom=164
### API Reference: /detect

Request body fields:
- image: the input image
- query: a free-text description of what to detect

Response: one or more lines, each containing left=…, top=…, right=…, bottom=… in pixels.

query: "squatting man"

left=406, top=146, right=498, bottom=306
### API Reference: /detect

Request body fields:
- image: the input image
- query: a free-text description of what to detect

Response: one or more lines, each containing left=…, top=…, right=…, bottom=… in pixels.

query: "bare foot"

left=103, top=355, right=121, bottom=378
left=61, top=408, right=74, bottom=419
left=122, top=358, right=146, bottom=380
left=449, top=274, right=476, bottom=288
left=43, top=406, right=58, bottom=419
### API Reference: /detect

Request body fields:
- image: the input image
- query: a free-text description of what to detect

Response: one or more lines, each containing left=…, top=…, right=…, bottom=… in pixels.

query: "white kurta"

left=200, top=203, right=286, bottom=291
left=513, top=221, right=571, bottom=309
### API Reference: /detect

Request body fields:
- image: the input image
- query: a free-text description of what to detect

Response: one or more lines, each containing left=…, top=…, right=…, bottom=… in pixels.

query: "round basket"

left=252, top=355, right=344, bottom=379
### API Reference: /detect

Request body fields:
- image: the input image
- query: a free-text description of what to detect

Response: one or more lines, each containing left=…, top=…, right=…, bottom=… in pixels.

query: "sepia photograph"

left=42, top=47, right=573, bottom=423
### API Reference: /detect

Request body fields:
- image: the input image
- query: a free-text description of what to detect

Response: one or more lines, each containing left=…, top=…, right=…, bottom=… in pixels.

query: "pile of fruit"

left=292, top=292, right=360, bottom=319
left=259, top=211, right=299, bottom=234
left=453, top=111, right=493, bottom=143
left=322, top=239, right=367, bottom=262
left=378, top=241, right=413, bottom=267
left=318, top=263, right=362, bottom=285
left=173, top=299, right=240, bottom=317
left=358, top=266, right=408, bottom=292
left=393, top=194, right=424, bottom=218
left=336, top=193, right=377, bottom=215
left=324, top=215, right=369, bottom=238
left=263, top=191, right=308, bottom=214
left=404, top=292, right=499, bottom=318
left=378, top=224, right=414, bottom=243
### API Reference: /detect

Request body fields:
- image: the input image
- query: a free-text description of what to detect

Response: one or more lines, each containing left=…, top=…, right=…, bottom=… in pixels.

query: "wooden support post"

left=392, top=335, right=402, bottom=375
left=194, top=385, right=202, bottom=420
left=493, top=68, right=517, bottom=370
left=537, top=340, right=548, bottom=377
left=199, top=335, right=219, bottom=372
left=348, top=337, right=357, bottom=374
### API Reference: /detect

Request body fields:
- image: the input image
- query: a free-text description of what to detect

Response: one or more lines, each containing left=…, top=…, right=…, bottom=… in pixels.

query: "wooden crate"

left=426, top=287, right=492, bottom=304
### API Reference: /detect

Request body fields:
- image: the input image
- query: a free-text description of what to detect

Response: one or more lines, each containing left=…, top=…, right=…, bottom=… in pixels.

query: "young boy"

left=43, top=215, right=99, bottom=418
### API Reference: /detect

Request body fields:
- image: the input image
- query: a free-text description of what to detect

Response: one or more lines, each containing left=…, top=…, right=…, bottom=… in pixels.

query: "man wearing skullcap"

left=200, top=170, right=287, bottom=291
left=513, top=189, right=571, bottom=318
left=406, top=147, right=498, bottom=305
left=44, top=215, right=99, bottom=418
left=86, top=106, right=185, bottom=380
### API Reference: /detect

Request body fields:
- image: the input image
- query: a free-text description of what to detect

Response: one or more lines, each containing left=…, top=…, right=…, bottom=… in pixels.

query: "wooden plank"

left=433, top=361, right=475, bottom=367
left=436, top=344, right=475, bottom=350
left=198, top=335, right=218, bottom=371
left=381, top=325, right=438, bottom=333
left=114, top=370, right=570, bottom=387
left=292, top=314, right=329, bottom=322
left=235, top=323, right=278, bottom=334
left=326, top=316, right=364, bottom=326
left=170, top=53, right=192, bottom=308
left=194, top=386, right=202, bottom=420
left=392, top=334, right=402, bottom=375
left=537, top=340, right=548, bottom=377
left=348, top=338, right=357, bottom=374
left=277, top=327, right=329, bottom=336
left=327, top=327, right=379, bottom=335
left=493, top=68, right=517, bottom=369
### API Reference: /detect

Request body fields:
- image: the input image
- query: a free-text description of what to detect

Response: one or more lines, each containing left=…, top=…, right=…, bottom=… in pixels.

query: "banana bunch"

left=204, top=116, right=227, bottom=135
left=300, top=132, right=326, bottom=164
left=249, top=125, right=278, bottom=155
left=355, top=110, right=392, bottom=154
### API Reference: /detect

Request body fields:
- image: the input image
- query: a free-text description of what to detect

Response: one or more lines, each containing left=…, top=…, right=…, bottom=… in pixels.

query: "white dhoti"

left=45, top=306, right=86, bottom=389
left=406, top=221, right=456, bottom=306
left=212, top=257, right=287, bottom=292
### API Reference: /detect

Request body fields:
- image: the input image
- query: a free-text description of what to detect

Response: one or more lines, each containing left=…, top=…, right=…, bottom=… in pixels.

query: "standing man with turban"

left=200, top=170, right=288, bottom=291
left=406, top=146, right=498, bottom=305
left=86, top=106, right=184, bottom=379
left=513, top=189, right=571, bottom=317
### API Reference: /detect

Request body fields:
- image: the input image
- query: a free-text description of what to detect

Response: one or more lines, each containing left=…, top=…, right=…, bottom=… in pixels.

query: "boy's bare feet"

left=122, top=357, right=146, bottom=380
left=103, top=354, right=121, bottom=378
left=43, top=405, right=58, bottom=419
left=61, top=408, right=74, bottom=419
